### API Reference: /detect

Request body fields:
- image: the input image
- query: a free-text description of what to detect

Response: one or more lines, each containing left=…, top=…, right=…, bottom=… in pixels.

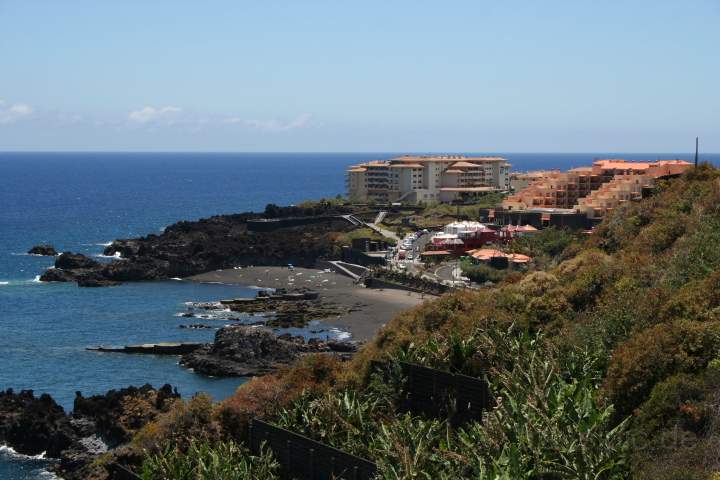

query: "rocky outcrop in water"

left=77, top=277, right=123, bottom=287
left=28, top=245, right=58, bottom=256
left=39, top=204, right=354, bottom=287
left=39, top=253, right=103, bottom=283
left=0, top=389, right=75, bottom=458
left=180, top=325, right=358, bottom=377
left=221, top=290, right=348, bottom=328
left=72, top=384, right=179, bottom=448
left=0, top=384, right=180, bottom=480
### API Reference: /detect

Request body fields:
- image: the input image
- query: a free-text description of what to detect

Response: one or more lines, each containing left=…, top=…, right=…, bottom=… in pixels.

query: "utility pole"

left=695, top=137, right=699, bottom=168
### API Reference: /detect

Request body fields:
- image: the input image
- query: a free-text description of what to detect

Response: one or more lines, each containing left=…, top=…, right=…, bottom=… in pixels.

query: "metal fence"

left=373, top=361, right=493, bottom=426
left=249, top=418, right=377, bottom=480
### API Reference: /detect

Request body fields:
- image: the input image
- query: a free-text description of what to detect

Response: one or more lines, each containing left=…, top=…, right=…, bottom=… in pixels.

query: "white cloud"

left=243, top=114, right=312, bottom=132
left=0, top=100, right=315, bottom=134
left=223, top=117, right=244, bottom=124
left=0, top=102, right=34, bottom=124
left=128, top=106, right=182, bottom=124
left=54, top=112, right=84, bottom=125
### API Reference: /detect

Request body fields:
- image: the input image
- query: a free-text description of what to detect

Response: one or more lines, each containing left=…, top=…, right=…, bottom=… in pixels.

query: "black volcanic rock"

left=0, top=389, right=75, bottom=458
left=28, top=245, right=58, bottom=256
left=73, top=384, right=179, bottom=447
left=39, top=267, right=77, bottom=282
left=40, top=253, right=106, bottom=286
left=55, top=252, right=101, bottom=270
left=76, top=276, right=122, bottom=288
left=181, top=326, right=301, bottom=376
left=180, top=325, right=358, bottom=377
left=0, top=384, right=181, bottom=479
left=40, top=204, right=354, bottom=286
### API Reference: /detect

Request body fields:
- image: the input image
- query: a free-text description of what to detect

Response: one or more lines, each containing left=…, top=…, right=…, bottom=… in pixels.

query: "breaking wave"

left=94, top=252, right=122, bottom=259
left=0, top=444, right=49, bottom=460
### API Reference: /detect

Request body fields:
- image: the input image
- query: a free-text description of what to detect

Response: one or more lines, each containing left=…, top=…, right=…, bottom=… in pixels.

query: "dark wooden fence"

left=249, top=418, right=377, bottom=480
left=109, top=462, right=142, bottom=480
left=373, top=361, right=493, bottom=426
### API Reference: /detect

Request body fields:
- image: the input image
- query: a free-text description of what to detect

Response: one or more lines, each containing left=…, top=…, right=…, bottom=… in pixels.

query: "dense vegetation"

left=133, top=165, right=720, bottom=479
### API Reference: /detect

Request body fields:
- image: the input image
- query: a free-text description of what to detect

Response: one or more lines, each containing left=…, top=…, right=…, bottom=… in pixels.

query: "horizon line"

left=0, top=150, right=717, bottom=156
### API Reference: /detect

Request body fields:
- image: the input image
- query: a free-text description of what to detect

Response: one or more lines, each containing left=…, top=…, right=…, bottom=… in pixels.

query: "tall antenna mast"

left=695, top=137, right=699, bottom=168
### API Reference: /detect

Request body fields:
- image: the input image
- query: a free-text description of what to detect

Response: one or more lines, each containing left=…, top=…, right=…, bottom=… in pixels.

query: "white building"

left=444, top=221, right=487, bottom=238
left=347, top=155, right=511, bottom=203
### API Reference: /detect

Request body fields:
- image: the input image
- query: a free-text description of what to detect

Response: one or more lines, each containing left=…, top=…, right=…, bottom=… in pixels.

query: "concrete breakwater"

left=87, top=342, right=203, bottom=355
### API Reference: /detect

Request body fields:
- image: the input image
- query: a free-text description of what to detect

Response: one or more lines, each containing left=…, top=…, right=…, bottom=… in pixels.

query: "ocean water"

left=0, top=151, right=716, bottom=478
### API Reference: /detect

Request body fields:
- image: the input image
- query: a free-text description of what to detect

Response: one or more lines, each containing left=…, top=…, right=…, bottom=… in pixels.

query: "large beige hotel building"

left=346, top=155, right=511, bottom=203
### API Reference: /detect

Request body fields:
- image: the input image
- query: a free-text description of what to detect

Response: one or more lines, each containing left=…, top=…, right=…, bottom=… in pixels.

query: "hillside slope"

left=99, top=165, right=720, bottom=479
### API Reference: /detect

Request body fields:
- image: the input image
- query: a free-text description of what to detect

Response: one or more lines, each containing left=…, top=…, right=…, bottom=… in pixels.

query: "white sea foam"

left=38, top=471, right=62, bottom=479
left=328, top=328, right=352, bottom=341
left=94, top=252, right=122, bottom=259
left=0, top=276, right=49, bottom=286
left=0, top=444, right=49, bottom=460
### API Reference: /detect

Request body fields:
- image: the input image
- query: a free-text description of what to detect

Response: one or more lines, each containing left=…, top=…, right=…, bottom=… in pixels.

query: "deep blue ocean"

left=1, top=151, right=717, bottom=478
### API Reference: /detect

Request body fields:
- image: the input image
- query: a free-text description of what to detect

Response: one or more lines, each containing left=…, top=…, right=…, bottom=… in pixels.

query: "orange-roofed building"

left=468, top=248, right=507, bottom=261
left=502, top=159, right=692, bottom=218
left=467, top=248, right=533, bottom=265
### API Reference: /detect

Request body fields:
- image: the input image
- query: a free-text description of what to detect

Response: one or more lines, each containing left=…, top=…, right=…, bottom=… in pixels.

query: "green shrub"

left=139, top=439, right=279, bottom=480
left=461, top=261, right=507, bottom=284
left=665, top=217, right=720, bottom=287
left=508, top=227, right=580, bottom=261
left=602, top=320, right=720, bottom=418
left=132, top=393, right=219, bottom=455
left=634, top=372, right=711, bottom=435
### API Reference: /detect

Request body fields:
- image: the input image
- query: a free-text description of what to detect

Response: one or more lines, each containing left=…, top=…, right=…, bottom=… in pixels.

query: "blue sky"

left=0, top=0, right=718, bottom=152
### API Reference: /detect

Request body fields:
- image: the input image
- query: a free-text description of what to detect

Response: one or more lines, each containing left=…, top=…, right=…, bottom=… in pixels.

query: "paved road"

left=368, top=222, right=400, bottom=242
left=434, top=263, right=462, bottom=282
left=384, top=232, right=431, bottom=275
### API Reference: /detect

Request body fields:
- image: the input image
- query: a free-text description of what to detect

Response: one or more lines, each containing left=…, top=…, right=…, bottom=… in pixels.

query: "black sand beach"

left=190, top=267, right=428, bottom=341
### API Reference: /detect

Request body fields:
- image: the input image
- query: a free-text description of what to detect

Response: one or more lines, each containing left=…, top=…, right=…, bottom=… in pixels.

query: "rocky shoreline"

left=0, top=384, right=179, bottom=480
left=27, top=244, right=57, bottom=256
left=0, top=327, right=358, bottom=478
left=37, top=204, right=355, bottom=287
left=214, top=288, right=349, bottom=328
left=179, top=325, right=358, bottom=377
left=7, top=204, right=402, bottom=478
